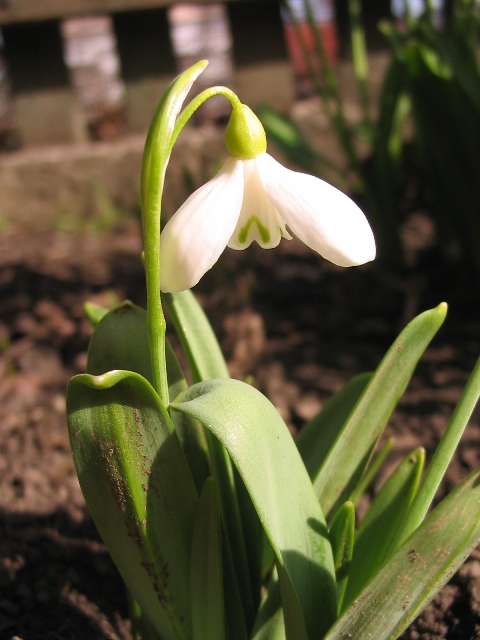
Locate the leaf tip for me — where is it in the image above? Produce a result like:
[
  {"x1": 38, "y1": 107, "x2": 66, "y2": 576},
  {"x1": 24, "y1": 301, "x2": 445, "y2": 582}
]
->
[{"x1": 437, "y1": 301, "x2": 448, "y2": 316}]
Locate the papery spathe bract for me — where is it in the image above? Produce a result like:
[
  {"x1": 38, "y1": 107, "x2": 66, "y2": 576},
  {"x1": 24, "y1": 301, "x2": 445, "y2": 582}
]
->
[{"x1": 160, "y1": 151, "x2": 376, "y2": 293}]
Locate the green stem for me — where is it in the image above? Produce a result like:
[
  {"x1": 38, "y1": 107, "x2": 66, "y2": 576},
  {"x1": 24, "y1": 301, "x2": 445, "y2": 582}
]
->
[
  {"x1": 142, "y1": 116, "x2": 169, "y2": 407},
  {"x1": 145, "y1": 225, "x2": 168, "y2": 405},
  {"x1": 168, "y1": 86, "x2": 241, "y2": 156},
  {"x1": 141, "y1": 69, "x2": 239, "y2": 407}
]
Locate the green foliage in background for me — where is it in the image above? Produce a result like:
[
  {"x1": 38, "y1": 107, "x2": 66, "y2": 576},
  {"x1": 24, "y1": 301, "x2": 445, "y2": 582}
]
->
[{"x1": 261, "y1": 0, "x2": 480, "y2": 272}]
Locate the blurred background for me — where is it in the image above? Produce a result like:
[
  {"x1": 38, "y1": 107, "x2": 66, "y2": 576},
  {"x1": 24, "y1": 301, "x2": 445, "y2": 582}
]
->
[{"x1": 1, "y1": 3, "x2": 480, "y2": 638}]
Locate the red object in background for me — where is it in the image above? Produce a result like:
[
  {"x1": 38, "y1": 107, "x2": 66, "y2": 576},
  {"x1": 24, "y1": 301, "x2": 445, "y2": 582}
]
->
[{"x1": 283, "y1": 20, "x2": 338, "y2": 97}]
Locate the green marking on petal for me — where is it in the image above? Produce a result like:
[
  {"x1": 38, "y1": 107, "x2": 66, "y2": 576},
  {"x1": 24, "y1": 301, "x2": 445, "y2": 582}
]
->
[{"x1": 238, "y1": 216, "x2": 271, "y2": 244}]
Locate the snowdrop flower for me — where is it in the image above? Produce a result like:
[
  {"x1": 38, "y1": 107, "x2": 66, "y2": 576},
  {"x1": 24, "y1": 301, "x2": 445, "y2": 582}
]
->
[{"x1": 160, "y1": 104, "x2": 375, "y2": 293}]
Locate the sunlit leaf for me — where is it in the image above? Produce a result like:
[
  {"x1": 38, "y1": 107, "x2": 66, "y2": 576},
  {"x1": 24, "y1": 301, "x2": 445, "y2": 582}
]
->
[
  {"x1": 343, "y1": 448, "x2": 424, "y2": 609},
  {"x1": 324, "y1": 467, "x2": 480, "y2": 640},
  {"x1": 171, "y1": 378, "x2": 337, "y2": 640},
  {"x1": 314, "y1": 303, "x2": 447, "y2": 521},
  {"x1": 191, "y1": 477, "x2": 225, "y2": 640}
]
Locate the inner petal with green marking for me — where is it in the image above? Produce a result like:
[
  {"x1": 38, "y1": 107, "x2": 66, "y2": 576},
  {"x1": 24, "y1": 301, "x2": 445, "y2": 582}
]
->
[
  {"x1": 228, "y1": 156, "x2": 292, "y2": 250},
  {"x1": 238, "y1": 215, "x2": 271, "y2": 244}
]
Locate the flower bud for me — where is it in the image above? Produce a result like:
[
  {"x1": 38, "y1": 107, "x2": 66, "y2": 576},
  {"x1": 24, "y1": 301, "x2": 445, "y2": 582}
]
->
[{"x1": 225, "y1": 104, "x2": 267, "y2": 159}]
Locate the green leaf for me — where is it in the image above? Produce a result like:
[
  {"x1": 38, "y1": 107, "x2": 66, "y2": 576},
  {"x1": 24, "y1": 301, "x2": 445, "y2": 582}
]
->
[
  {"x1": 83, "y1": 301, "x2": 109, "y2": 327},
  {"x1": 393, "y1": 355, "x2": 480, "y2": 548},
  {"x1": 67, "y1": 370, "x2": 198, "y2": 640},
  {"x1": 86, "y1": 299, "x2": 187, "y2": 399},
  {"x1": 191, "y1": 477, "x2": 225, "y2": 640},
  {"x1": 314, "y1": 303, "x2": 447, "y2": 521},
  {"x1": 349, "y1": 436, "x2": 394, "y2": 505},
  {"x1": 343, "y1": 447, "x2": 425, "y2": 609},
  {"x1": 86, "y1": 300, "x2": 210, "y2": 493},
  {"x1": 251, "y1": 571, "x2": 285, "y2": 640},
  {"x1": 171, "y1": 378, "x2": 337, "y2": 640},
  {"x1": 324, "y1": 467, "x2": 480, "y2": 640},
  {"x1": 87, "y1": 301, "x2": 153, "y2": 383},
  {"x1": 164, "y1": 290, "x2": 256, "y2": 628},
  {"x1": 163, "y1": 290, "x2": 229, "y2": 381},
  {"x1": 296, "y1": 373, "x2": 371, "y2": 480},
  {"x1": 328, "y1": 501, "x2": 355, "y2": 612}
]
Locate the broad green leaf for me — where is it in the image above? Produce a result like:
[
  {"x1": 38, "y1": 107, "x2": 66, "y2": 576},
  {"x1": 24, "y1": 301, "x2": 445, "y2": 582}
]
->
[
  {"x1": 87, "y1": 301, "x2": 153, "y2": 383},
  {"x1": 171, "y1": 378, "x2": 337, "y2": 640},
  {"x1": 296, "y1": 373, "x2": 371, "y2": 480},
  {"x1": 191, "y1": 477, "x2": 225, "y2": 640},
  {"x1": 328, "y1": 501, "x2": 355, "y2": 612},
  {"x1": 86, "y1": 300, "x2": 210, "y2": 492},
  {"x1": 393, "y1": 354, "x2": 480, "y2": 548},
  {"x1": 343, "y1": 448, "x2": 425, "y2": 609},
  {"x1": 324, "y1": 467, "x2": 480, "y2": 640},
  {"x1": 314, "y1": 303, "x2": 447, "y2": 521},
  {"x1": 164, "y1": 290, "x2": 256, "y2": 627},
  {"x1": 67, "y1": 370, "x2": 198, "y2": 640}
]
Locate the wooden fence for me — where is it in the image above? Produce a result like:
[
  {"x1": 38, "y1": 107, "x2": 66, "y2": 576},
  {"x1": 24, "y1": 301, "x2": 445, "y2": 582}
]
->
[{"x1": 0, "y1": 0, "x2": 295, "y2": 147}]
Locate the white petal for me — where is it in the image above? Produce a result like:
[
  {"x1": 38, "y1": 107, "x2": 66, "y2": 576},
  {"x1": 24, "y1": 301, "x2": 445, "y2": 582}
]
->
[
  {"x1": 228, "y1": 159, "x2": 291, "y2": 250},
  {"x1": 160, "y1": 158, "x2": 244, "y2": 292},
  {"x1": 257, "y1": 154, "x2": 376, "y2": 266}
]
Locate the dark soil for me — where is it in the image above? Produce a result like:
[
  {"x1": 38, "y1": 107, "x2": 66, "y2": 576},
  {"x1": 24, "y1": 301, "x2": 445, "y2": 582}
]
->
[{"x1": 0, "y1": 210, "x2": 480, "y2": 640}]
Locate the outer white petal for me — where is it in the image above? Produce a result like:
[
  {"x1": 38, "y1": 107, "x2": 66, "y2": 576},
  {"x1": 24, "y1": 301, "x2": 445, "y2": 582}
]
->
[
  {"x1": 227, "y1": 159, "x2": 291, "y2": 250},
  {"x1": 257, "y1": 154, "x2": 376, "y2": 267},
  {"x1": 160, "y1": 158, "x2": 244, "y2": 292}
]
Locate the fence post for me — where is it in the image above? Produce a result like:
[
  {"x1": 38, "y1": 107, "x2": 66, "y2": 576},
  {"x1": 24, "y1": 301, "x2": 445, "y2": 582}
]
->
[
  {"x1": 226, "y1": 0, "x2": 294, "y2": 110},
  {"x1": 112, "y1": 8, "x2": 177, "y2": 134},
  {"x1": 2, "y1": 20, "x2": 85, "y2": 146}
]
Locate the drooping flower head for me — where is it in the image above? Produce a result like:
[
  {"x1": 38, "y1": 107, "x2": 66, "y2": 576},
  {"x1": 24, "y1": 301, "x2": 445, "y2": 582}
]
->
[{"x1": 160, "y1": 101, "x2": 376, "y2": 293}]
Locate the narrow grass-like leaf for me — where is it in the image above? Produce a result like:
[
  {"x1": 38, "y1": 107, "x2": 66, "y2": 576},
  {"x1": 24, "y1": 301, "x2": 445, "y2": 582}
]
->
[
  {"x1": 251, "y1": 571, "x2": 285, "y2": 640},
  {"x1": 191, "y1": 477, "x2": 225, "y2": 640},
  {"x1": 324, "y1": 467, "x2": 480, "y2": 640},
  {"x1": 349, "y1": 436, "x2": 394, "y2": 505},
  {"x1": 171, "y1": 378, "x2": 337, "y2": 640},
  {"x1": 393, "y1": 355, "x2": 480, "y2": 548},
  {"x1": 329, "y1": 501, "x2": 355, "y2": 611},
  {"x1": 296, "y1": 373, "x2": 371, "y2": 480},
  {"x1": 222, "y1": 537, "x2": 249, "y2": 640},
  {"x1": 328, "y1": 501, "x2": 355, "y2": 612},
  {"x1": 83, "y1": 301, "x2": 109, "y2": 327},
  {"x1": 67, "y1": 371, "x2": 198, "y2": 640},
  {"x1": 343, "y1": 447, "x2": 425, "y2": 609},
  {"x1": 163, "y1": 290, "x2": 229, "y2": 381},
  {"x1": 314, "y1": 303, "x2": 447, "y2": 521}
]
